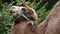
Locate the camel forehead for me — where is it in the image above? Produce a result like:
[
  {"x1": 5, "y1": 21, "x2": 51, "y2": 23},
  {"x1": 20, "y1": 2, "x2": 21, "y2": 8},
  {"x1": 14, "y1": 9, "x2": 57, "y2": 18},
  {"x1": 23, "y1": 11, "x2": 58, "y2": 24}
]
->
[
  {"x1": 11, "y1": 6, "x2": 25, "y2": 8},
  {"x1": 9, "y1": 6, "x2": 26, "y2": 10}
]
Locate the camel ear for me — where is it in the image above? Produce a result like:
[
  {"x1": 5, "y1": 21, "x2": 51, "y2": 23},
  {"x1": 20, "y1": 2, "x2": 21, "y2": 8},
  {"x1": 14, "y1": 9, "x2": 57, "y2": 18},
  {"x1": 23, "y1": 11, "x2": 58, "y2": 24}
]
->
[{"x1": 19, "y1": 3, "x2": 27, "y2": 7}]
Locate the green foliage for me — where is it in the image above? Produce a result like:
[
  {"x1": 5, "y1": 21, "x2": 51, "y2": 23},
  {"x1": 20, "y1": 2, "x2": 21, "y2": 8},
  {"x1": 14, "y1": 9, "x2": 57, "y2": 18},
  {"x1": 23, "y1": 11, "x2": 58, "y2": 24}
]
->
[
  {"x1": 0, "y1": 2, "x2": 14, "y2": 34},
  {"x1": 0, "y1": 0, "x2": 57, "y2": 34},
  {"x1": 37, "y1": 2, "x2": 49, "y2": 24},
  {"x1": 26, "y1": 0, "x2": 50, "y2": 24}
]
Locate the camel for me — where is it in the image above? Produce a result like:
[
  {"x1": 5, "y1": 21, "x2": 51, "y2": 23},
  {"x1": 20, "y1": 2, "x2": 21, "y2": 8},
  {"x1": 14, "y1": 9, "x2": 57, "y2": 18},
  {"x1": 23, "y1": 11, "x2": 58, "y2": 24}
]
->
[
  {"x1": 9, "y1": 3, "x2": 38, "y2": 34},
  {"x1": 9, "y1": 1, "x2": 60, "y2": 34},
  {"x1": 36, "y1": 1, "x2": 60, "y2": 34}
]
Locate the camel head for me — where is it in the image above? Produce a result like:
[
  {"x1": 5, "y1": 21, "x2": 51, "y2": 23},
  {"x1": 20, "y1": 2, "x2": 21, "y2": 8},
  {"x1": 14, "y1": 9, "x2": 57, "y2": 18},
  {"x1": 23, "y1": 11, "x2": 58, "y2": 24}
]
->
[{"x1": 9, "y1": 3, "x2": 38, "y2": 24}]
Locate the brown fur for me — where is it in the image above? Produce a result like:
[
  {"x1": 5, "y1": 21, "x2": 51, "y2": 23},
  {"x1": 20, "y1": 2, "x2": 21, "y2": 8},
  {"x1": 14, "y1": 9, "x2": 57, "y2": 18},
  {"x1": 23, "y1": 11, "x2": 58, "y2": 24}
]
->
[
  {"x1": 11, "y1": 3, "x2": 38, "y2": 34},
  {"x1": 36, "y1": 1, "x2": 60, "y2": 34}
]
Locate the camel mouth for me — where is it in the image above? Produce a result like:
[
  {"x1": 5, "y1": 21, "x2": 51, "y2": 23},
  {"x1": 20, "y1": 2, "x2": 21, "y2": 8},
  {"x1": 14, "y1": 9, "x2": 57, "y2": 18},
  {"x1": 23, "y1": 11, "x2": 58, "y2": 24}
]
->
[{"x1": 9, "y1": 10, "x2": 16, "y2": 13}]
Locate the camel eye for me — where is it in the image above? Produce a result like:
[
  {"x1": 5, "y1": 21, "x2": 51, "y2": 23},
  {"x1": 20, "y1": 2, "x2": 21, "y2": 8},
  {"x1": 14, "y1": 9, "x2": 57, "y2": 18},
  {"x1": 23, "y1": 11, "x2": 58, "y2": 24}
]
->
[{"x1": 22, "y1": 8, "x2": 27, "y2": 11}]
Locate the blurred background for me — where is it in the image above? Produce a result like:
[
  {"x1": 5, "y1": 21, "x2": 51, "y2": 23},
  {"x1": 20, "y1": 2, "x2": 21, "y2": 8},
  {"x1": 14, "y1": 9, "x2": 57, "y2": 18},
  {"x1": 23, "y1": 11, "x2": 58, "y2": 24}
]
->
[{"x1": 0, "y1": 0, "x2": 59, "y2": 34}]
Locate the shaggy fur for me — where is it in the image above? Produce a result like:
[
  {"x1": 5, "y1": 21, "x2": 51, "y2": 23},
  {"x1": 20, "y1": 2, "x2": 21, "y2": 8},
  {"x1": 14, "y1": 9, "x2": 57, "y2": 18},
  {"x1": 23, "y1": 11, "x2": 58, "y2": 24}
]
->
[{"x1": 10, "y1": 3, "x2": 38, "y2": 34}]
